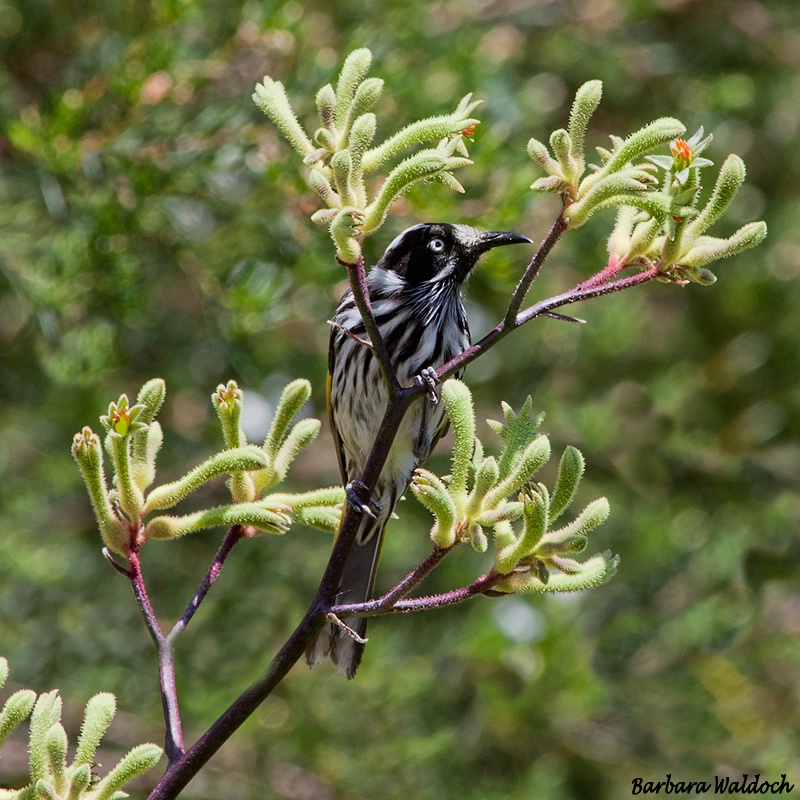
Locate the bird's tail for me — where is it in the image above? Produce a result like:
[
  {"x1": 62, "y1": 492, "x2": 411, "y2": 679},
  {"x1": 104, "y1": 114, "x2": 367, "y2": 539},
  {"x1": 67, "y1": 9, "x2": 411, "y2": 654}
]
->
[{"x1": 305, "y1": 512, "x2": 387, "y2": 679}]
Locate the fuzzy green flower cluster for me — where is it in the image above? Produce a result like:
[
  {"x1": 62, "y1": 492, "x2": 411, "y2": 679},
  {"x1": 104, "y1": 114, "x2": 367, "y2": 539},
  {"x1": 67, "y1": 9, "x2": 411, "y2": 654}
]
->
[
  {"x1": 72, "y1": 379, "x2": 343, "y2": 556},
  {"x1": 529, "y1": 81, "x2": 767, "y2": 284},
  {"x1": 411, "y1": 381, "x2": 618, "y2": 594},
  {"x1": 0, "y1": 656, "x2": 162, "y2": 800},
  {"x1": 253, "y1": 48, "x2": 479, "y2": 262}
]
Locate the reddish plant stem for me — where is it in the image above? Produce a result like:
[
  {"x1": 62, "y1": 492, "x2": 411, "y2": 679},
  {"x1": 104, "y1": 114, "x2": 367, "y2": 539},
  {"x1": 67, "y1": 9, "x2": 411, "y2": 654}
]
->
[
  {"x1": 576, "y1": 254, "x2": 626, "y2": 291},
  {"x1": 331, "y1": 544, "x2": 454, "y2": 617},
  {"x1": 334, "y1": 569, "x2": 505, "y2": 617},
  {"x1": 390, "y1": 570, "x2": 505, "y2": 612},
  {"x1": 127, "y1": 548, "x2": 185, "y2": 762}
]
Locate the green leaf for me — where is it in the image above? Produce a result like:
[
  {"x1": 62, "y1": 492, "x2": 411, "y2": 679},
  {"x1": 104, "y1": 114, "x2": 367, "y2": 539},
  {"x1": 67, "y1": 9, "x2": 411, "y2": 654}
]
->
[
  {"x1": 145, "y1": 501, "x2": 291, "y2": 539},
  {"x1": 527, "y1": 136, "x2": 561, "y2": 176},
  {"x1": 411, "y1": 469, "x2": 457, "y2": 548},
  {"x1": 465, "y1": 455, "x2": 499, "y2": 519},
  {"x1": 542, "y1": 551, "x2": 620, "y2": 592},
  {"x1": 269, "y1": 418, "x2": 321, "y2": 486},
  {"x1": 484, "y1": 436, "x2": 551, "y2": 508},
  {"x1": 361, "y1": 99, "x2": 480, "y2": 174},
  {"x1": 685, "y1": 154, "x2": 746, "y2": 238},
  {"x1": 489, "y1": 398, "x2": 545, "y2": 481},
  {"x1": 253, "y1": 77, "x2": 315, "y2": 159},
  {"x1": 66, "y1": 765, "x2": 91, "y2": 800},
  {"x1": 680, "y1": 221, "x2": 767, "y2": 268},
  {"x1": 496, "y1": 490, "x2": 548, "y2": 574},
  {"x1": 542, "y1": 497, "x2": 610, "y2": 545},
  {"x1": 315, "y1": 83, "x2": 336, "y2": 131},
  {"x1": 44, "y1": 724, "x2": 68, "y2": 795},
  {"x1": 212, "y1": 380, "x2": 245, "y2": 450},
  {"x1": 71, "y1": 428, "x2": 128, "y2": 555},
  {"x1": 602, "y1": 117, "x2": 686, "y2": 174}
]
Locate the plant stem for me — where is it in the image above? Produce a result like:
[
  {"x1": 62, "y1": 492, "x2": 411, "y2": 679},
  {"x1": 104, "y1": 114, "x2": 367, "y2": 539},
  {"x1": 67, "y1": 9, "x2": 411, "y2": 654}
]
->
[
  {"x1": 335, "y1": 568, "x2": 505, "y2": 616},
  {"x1": 435, "y1": 258, "x2": 660, "y2": 383},
  {"x1": 128, "y1": 548, "x2": 185, "y2": 762},
  {"x1": 391, "y1": 570, "x2": 504, "y2": 611},
  {"x1": 168, "y1": 525, "x2": 247, "y2": 643},
  {"x1": 514, "y1": 264, "x2": 661, "y2": 327},
  {"x1": 339, "y1": 255, "x2": 402, "y2": 393},
  {"x1": 503, "y1": 212, "x2": 568, "y2": 326},
  {"x1": 331, "y1": 544, "x2": 453, "y2": 617}
]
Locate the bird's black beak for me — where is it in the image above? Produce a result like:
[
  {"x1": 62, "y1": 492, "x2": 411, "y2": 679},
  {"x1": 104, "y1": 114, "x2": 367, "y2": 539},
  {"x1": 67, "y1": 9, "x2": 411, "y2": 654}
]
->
[{"x1": 476, "y1": 230, "x2": 533, "y2": 253}]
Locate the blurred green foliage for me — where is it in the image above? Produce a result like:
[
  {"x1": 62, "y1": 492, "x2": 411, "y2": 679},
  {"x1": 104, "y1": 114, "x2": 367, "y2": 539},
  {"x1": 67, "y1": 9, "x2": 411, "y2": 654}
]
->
[{"x1": 1, "y1": 1, "x2": 799, "y2": 798}]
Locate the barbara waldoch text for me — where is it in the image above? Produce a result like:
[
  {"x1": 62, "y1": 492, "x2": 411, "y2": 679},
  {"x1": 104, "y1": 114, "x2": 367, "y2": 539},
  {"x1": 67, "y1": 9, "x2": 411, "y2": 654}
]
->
[{"x1": 631, "y1": 773, "x2": 795, "y2": 795}]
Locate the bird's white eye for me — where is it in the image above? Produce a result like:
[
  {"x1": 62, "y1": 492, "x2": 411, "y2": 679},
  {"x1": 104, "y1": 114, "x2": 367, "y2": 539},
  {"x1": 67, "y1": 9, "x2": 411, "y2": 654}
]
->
[{"x1": 428, "y1": 238, "x2": 445, "y2": 254}]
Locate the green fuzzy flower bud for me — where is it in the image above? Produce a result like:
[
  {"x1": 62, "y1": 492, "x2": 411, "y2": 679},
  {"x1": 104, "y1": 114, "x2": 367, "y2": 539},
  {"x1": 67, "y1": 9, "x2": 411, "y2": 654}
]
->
[
  {"x1": 91, "y1": 743, "x2": 163, "y2": 800},
  {"x1": 75, "y1": 693, "x2": 116, "y2": 767},
  {"x1": 72, "y1": 427, "x2": 128, "y2": 555},
  {"x1": 441, "y1": 379, "x2": 475, "y2": 504}
]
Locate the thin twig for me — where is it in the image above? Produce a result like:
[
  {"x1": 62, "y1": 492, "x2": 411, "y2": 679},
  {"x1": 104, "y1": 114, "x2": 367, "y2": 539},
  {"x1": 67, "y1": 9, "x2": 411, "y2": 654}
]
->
[
  {"x1": 327, "y1": 319, "x2": 374, "y2": 350},
  {"x1": 338, "y1": 255, "x2": 402, "y2": 394},
  {"x1": 331, "y1": 544, "x2": 453, "y2": 617},
  {"x1": 103, "y1": 547, "x2": 134, "y2": 578},
  {"x1": 575, "y1": 254, "x2": 627, "y2": 291},
  {"x1": 514, "y1": 264, "x2": 661, "y2": 328},
  {"x1": 503, "y1": 211, "x2": 568, "y2": 327},
  {"x1": 334, "y1": 569, "x2": 504, "y2": 617},
  {"x1": 168, "y1": 525, "x2": 247, "y2": 643},
  {"x1": 431, "y1": 261, "x2": 661, "y2": 386}
]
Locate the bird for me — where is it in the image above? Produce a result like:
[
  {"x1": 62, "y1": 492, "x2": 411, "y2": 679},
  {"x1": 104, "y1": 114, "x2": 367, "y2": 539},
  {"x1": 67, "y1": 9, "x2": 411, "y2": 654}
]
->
[{"x1": 306, "y1": 222, "x2": 532, "y2": 678}]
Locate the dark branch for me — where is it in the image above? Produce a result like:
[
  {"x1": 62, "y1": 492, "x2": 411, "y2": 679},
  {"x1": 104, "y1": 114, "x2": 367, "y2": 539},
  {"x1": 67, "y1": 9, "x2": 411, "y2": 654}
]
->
[{"x1": 338, "y1": 255, "x2": 402, "y2": 394}]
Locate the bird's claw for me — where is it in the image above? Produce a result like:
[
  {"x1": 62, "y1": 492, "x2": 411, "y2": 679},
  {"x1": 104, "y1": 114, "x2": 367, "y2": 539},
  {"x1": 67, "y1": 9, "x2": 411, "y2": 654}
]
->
[
  {"x1": 346, "y1": 480, "x2": 381, "y2": 519},
  {"x1": 325, "y1": 612, "x2": 369, "y2": 644},
  {"x1": 415, "y1": 366, "x2": 440, "y2": 404}
]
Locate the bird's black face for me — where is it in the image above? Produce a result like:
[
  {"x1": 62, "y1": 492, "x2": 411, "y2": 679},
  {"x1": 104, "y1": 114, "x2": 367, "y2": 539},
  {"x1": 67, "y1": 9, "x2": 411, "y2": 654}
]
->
[{"x1": 377, "y1": 223, "x2": 531, "y2": 285}]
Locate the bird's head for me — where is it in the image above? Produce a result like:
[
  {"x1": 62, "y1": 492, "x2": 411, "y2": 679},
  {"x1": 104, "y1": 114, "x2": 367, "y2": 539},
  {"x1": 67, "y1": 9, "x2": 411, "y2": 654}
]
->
[{"x1": 377, "y1": 223, "x2": 532, "y2": 285}]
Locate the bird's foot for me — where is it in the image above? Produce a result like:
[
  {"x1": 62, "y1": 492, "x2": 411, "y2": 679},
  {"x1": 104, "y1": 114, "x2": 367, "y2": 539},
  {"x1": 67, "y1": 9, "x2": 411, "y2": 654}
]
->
[
  {"x1": 346, "y1": 479, "x2": 381, "y2": 520},
  {"x1": 414, "y1": 366, "x2": 440, "y2": 404},
  {"x1": 325, "y1": 612, "x2": 369, "y2": 644}
]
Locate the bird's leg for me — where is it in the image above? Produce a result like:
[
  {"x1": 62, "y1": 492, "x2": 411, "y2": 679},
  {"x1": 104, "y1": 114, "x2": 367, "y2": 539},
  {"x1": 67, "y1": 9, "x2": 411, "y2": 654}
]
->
[
  {"x1": 327, "y1": 320, "x2": 374, "y2": 351},
  {"x1": 414, "y1": 366, "x2": 440, "y2": 404},
  {"x1": 345, "y1": 479, "x2": 381, "y2": 519}
]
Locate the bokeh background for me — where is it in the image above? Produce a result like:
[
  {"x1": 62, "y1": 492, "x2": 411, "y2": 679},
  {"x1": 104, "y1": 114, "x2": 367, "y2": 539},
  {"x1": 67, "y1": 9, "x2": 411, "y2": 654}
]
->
[{"x1": 1, "y1": 0, "x2": 799, "y2": 798}]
